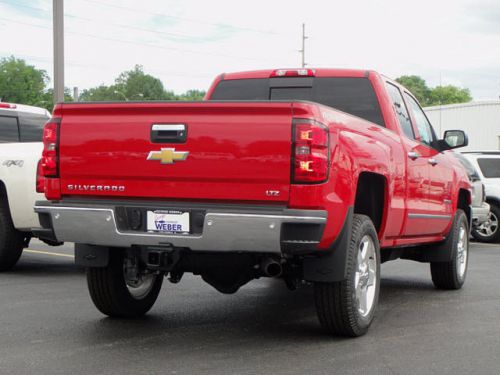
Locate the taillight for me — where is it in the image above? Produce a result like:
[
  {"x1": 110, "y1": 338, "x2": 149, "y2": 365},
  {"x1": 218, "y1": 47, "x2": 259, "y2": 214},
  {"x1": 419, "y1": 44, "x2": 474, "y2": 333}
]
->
[
  {"x1": 36, "y1": 159, "x2": 44, "y2": 193},
  {"x1": 41, "y1": 120, "x2": 59, "y2": 177},
  {"x1": 292, "y1": 120, "x2": 329, "y2": 183}
]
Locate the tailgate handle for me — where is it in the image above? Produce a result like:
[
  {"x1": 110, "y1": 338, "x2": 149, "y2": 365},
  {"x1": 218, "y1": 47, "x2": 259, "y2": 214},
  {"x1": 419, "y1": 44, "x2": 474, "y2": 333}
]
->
[{"x1": 151, "y1": 124, "x2": 187, "y2": 143}]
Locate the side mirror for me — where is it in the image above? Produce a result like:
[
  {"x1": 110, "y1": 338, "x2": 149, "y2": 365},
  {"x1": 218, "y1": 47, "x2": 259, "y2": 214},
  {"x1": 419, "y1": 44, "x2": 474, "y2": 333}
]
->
[{"x1": 439, "y1": 130, "x2": 468, "y2": 150}]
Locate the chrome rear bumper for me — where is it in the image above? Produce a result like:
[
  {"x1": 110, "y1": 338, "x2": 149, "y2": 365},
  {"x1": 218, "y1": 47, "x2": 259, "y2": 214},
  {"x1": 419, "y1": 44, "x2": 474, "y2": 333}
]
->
[{"x1": 34, "y1": 203, "x2": 327, "y2": 253}]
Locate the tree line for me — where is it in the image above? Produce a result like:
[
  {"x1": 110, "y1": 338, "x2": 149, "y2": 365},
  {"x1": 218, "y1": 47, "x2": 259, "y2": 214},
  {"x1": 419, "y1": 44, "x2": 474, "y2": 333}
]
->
[
  {"x1": 0, "y1": 57, "x2": 205, "y2": 111},
  {"x1": 0, "y1": 56, "x2": 471, "y2": 112}
]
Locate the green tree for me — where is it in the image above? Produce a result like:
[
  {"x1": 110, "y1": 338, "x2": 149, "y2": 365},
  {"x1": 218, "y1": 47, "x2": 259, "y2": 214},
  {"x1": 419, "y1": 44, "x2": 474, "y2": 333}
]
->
[
  {"x1": 396, "y1": 75, "x2": 472, "y2": 106},
  {"x1": 427, "y1": 85, "x2": 472, "y2": 106},
  {"x1": 115, "y1": 65, "x2": 175, "y2": 100},
  {"x1": 79, "y1": 85, "x2": 118, "y2": 101},
  {"x1": 79, "y1": 65, "x2": 178, "y2": 101},
  {"x1": 0, "y1": 56, "x2": 48, "y2": 106},
  {"x1": 39, "y1": 88, "x2": 73, "y2": 111},
  {"x1": 395, "y1": 75, "x2": 431, "y2": 106},
  {"x1": 175, "y1": 89, "x2": 206, "y2": 101}
]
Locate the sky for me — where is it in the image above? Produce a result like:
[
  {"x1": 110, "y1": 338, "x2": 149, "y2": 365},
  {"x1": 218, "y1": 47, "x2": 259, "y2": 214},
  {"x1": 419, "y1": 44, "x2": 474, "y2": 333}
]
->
[{"x1": 0, "y1": 0, "x2": 499, "y2": 99}]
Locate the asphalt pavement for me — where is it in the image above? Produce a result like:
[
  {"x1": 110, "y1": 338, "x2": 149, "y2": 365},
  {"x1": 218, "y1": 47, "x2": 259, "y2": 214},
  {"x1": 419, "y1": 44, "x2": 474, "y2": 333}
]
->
[{"x1": 0, "y1": 240, "x2": 499, "y2": 375}]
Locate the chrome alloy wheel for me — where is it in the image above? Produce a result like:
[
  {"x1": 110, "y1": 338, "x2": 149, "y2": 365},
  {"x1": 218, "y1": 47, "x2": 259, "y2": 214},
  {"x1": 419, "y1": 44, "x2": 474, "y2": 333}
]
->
[
  {"x1": 123, "y1": 261, "x2": 157, "y2": 300},
  {"x1": 355, "y1": 235, "x2": 378, "y2": 318},
  {"x1": 456, "y1": 223, "x2": 468, "y2": 280},
  {"x1": 476, "y1": 211, "x2": 498, "y2": 237}
]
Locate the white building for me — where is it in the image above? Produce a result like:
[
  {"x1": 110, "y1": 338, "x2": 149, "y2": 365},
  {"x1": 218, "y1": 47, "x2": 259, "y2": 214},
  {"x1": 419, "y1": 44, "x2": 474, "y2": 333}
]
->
[{"x1": 424, "y1": 101, "x2": 500, "y2": 151}]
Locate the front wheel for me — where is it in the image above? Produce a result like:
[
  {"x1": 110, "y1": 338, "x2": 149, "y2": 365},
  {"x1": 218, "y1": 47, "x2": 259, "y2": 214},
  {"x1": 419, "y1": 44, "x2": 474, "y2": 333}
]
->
[
  {"x1": 471, "y1": 203, "x2": 500, "y2": 243},
  {"x1": 87, "y1": 249, "x2": 163, "y2": 318},
  {"x1": 314, "y1": 214, "x2": 380, "y2": 337},
  {"x1": 430, "y1": 209, "x2": 469, "y2": 290}
]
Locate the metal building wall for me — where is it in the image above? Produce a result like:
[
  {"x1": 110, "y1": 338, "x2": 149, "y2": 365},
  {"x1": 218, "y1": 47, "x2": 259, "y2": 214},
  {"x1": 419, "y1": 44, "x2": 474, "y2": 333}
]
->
[{"x1": 424, "y1": 101, "x2": 500, "y2": 151}]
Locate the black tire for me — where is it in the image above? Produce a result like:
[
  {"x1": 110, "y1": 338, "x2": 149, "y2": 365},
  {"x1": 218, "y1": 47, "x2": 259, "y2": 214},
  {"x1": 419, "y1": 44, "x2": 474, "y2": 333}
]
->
[
  {"x1": 86, "y1": 249, "x2": 163, "y2": 318},
  {"x1": 314, "y1": 214, "x2": 380, "y2": 337},
  {"x1": 471, "y1": 203, "x2": 500, "y2": 243},
  {"x1": 430, "y1": 209, "x2": 469, "y2": 290},
  {"x1": 0, "y1": 198, "x2": 25, "y2": 272}
]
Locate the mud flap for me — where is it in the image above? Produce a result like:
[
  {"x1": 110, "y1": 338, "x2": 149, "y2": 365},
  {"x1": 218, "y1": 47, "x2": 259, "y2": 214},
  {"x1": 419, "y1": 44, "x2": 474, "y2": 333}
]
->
[
  {"x1": 303, "y1": 207, "x2": 353, "y2": 282},
  {"x1": 75, "y1": 244, "x2": 110, "y2": 267}
]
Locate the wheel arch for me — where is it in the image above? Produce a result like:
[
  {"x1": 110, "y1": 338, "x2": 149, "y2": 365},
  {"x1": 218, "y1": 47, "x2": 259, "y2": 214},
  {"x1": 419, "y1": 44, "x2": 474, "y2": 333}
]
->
[
  {"x1": 457, "y1": 188, "x2": 472, "y2": 229},
  {"x1": 353, "y1": 172, "x2": 388, "y2": 235},
  {"x1": 0, "y1": 181, "x2": 13, "y2": 220}
]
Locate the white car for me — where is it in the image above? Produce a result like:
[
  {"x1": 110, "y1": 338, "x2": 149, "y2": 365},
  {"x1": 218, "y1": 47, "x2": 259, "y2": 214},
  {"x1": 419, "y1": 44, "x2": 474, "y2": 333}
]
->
[
  {"x1": 453, "y1": 152, "x2": 490, "y2": 227},
  {"x1": 0, "y1": 102, "x2": 51, "y2": 270},
  {"x1": 462, "y1": 151, "x2": 500, "y2": 243}
]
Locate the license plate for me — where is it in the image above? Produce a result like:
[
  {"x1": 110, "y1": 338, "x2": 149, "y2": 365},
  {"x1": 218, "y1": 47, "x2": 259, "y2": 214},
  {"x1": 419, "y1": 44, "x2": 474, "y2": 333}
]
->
[{"x1": 147, "y1": 210, "x2": 190, "y2": 233}]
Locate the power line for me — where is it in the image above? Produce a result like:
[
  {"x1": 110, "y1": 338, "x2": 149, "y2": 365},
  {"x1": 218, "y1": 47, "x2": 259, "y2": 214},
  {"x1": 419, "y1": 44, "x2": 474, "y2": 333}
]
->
[
  {"x1": 78, "y1": 0, "x2": 283, "y2": 36},
  {"x1": 0, "y1": 0, "x2": 255, "y2": 42},
  {"x1": 0, "y1": 16, "x2": 276, "y2": 63}
]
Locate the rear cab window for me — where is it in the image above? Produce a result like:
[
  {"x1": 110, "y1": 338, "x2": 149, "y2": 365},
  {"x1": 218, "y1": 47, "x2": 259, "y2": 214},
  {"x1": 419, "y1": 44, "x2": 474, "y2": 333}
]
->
[
  {"x1": 0, "y1": 110, "x2": 48, "y2": 143},
  {"x1": 0, "y1": 115, "x2": 20, "y2": 142},
  {"x1": 18, "y1": 112, "x2": 48, "y2": 142},
  {"x1": 210, "y1": 77, "x2": 385, "y2": 127}
]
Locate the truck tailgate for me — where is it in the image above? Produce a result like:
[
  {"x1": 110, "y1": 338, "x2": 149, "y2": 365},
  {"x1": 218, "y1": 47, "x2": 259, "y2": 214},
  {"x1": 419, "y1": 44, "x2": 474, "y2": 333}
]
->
[{"x1": 58, "y1": 102, "x2": 294, "y2": 202}]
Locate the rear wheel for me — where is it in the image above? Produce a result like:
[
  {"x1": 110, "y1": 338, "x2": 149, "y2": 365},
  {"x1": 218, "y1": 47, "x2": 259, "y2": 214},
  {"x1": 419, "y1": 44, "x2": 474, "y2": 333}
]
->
[
  {"x1": 314, "y1": 214, "x2": 380, "y2": 337},
  {"x1": 87, "y1": 249, "x2": 163, "y2": 318},
  {"x1": 0, "y1": 198, "x2": 25, "y2": 271},
  {"x1": 471, "y1": 203, "x2": 500, "y2": 243},
  {"x1": 430, "y1": 209, "x2": 469, "y2": 290}
]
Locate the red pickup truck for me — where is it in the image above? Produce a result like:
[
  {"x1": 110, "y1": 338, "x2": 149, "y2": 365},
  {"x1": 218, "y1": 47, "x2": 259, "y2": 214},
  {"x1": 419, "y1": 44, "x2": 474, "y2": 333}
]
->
[{"x1": 35, "y1": 68, "x2": 471, "y2": 337}]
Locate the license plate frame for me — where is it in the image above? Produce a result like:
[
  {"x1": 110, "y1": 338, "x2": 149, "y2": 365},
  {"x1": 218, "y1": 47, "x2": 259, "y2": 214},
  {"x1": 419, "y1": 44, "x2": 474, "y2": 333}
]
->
[{"x1": 146, "y1": 210, "x2": 190, "y2": 234}]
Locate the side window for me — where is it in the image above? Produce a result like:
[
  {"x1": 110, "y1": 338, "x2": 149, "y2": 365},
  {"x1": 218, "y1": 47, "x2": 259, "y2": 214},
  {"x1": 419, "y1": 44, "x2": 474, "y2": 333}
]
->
[
  {"x1": 385, "y1": 83, "x2": 414, "y2": 139},
  {"x1": 404, "y1": 93, "x2": 435, "y2": 147},
  {"x1": 0, "y1": 116, "x2": 20, "y2": 143},
  {"x1": 18, "y1": 113, "x2": 47, "y2": 142}
]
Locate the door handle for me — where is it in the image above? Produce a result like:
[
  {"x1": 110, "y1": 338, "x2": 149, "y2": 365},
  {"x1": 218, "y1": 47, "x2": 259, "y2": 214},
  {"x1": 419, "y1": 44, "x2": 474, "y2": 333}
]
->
[
  {"x1": 407, "y1": 151, "x2": 420, "y2": 160},
  {"x1": 151, "y1": 124, "x2": 187, "y2": 143},
  {"x1": 428, "y1": 158, "x2": 438, "y2": 166}
]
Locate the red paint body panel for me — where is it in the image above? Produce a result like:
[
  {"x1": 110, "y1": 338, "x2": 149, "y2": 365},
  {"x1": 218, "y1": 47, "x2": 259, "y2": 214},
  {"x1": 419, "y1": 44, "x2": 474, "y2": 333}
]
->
[
  {"x1": 57, "y1": 102, "x2": 295, "y2": 202},
  {"x1": 46, "y1": 68, "x2": 471, "y2": 251}
]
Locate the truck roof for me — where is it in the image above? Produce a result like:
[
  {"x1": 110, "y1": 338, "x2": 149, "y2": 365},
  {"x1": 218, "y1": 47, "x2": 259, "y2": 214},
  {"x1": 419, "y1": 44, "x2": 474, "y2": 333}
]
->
[
  {"x1": 0, "y1": 102, "x2": 51, "y2": 117},
  {"x1": 222, "y1": 68, "x2": 372, "y2": 80}
]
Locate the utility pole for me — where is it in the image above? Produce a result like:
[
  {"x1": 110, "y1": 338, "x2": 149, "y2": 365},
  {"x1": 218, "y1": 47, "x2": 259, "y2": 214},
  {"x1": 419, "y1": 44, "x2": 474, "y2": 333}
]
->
[
  {"x1": 53, "y1": 0, "x2": 64, "y2": 103},
  {"x1": 299, "y1": 23, "x2": 308, "y2": 68}
]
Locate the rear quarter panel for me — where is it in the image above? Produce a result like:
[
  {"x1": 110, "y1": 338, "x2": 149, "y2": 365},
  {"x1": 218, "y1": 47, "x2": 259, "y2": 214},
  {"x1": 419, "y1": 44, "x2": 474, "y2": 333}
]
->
[{"x1": 289, "y1": 103, "x2": 406, "y2": 248}]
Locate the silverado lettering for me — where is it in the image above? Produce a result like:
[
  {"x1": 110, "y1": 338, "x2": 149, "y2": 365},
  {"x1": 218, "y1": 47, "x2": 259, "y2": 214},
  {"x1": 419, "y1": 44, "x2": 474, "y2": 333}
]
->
[
  {"x1": 35, "y1": 68, "x2": 471, "y2": 337},
  {"x1": 67, "y1": 184, "x2": 125, "y2": 192}
]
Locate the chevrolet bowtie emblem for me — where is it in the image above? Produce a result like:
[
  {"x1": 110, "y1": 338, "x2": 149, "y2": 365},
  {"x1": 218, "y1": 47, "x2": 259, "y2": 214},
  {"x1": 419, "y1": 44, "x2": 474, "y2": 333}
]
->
[{"x1": 147, "y1": 148, "x2": 189, "y2": 164}]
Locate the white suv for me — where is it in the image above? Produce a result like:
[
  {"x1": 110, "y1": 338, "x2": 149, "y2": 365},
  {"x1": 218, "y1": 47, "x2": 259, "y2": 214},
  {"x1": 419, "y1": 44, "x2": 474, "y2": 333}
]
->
[
  {"x1": 462, "y1": 151, "x2": 500, "y2": 243},
  {"x1": 0, "y1": 102, "x2": 51, "y2": 270}
]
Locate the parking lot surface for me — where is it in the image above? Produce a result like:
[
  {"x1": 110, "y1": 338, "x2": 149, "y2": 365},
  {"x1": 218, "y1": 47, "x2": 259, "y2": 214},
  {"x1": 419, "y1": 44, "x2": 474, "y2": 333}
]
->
[{"x1": 0, "y1": 241, "x2": 499, "y2": 375}]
